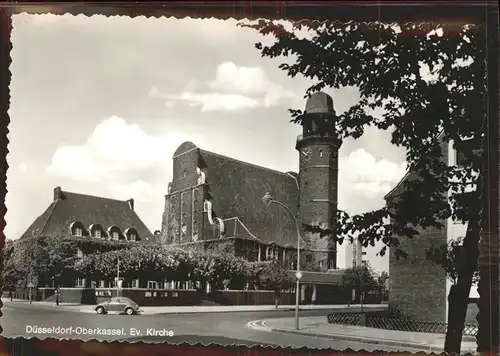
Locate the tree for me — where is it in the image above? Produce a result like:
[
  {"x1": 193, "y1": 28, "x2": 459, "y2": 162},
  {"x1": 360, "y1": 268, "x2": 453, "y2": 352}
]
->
[
  {"x1": 74, "y1": 244, "x2": 250, "y2": 290},
  {"x1": 286, "y1": 248, "x2": 321, "y2": 272},
  {"x1": 427, "y1": 237, "x2": 479, "y2": 286},
  {"x1": 377, "y1": 271, "x2": 390, "y2": 289},
  {"x1": 243, "y1": 20, "x2": 485, "y2": 354},
  {"x1": 256, "y1": 260, "x2": 293, "y2": 308},
  {"x1": 341, "y1": 263, "x2": 378, "y2": 312}
]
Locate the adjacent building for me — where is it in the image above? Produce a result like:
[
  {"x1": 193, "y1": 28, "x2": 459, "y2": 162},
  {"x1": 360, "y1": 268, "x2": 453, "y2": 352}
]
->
[
  {"x1": 345, "y1": 238, "x2": 363, "y2": 269},
  {"x1": 21, "y1": 186, "x2": 154, "y2": 243},
  {"x1": 385, "y1": 133, "x2": 471, "y2": 323},
  {"x1": 18, "y1": 186, "x2": 155, "y2": 289}
]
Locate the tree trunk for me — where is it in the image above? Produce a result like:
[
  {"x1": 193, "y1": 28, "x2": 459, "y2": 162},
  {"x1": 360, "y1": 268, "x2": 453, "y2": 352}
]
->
[
  {"x1": 444, "y1": 216, "x2": 480, "y2": 354},
  {"x1": 360, "y1": 291, "x2": 364, "y2": 314},
  {"x1": 274, "y1": 291, "x2": 279, "y2": 309}
]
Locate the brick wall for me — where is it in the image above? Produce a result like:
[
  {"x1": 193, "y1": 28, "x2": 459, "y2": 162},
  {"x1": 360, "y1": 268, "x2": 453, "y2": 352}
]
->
[
  {"x1": 297, "y1": 136, "x2": 341, "y2": 269},
  {"x1": 389, "y1": 225, "x2": 447, "y2": 322},
  {"x1": 387, "y1": 134, "x2": 449, "y2": 322}
]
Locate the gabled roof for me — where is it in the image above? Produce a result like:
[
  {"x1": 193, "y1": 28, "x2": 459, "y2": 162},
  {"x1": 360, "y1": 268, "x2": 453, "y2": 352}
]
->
[
  {"x1": 20, "y1": 187, "x2": 155, "y2": 243},
  {"x1": 384, "y1": 130, "x2": 447, "y2": 202}
]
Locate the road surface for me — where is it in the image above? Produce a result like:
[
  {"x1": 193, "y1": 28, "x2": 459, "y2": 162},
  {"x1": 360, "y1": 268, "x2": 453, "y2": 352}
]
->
[{"x1": 1, "y1": 301, "x2": 404, "y2": 351}]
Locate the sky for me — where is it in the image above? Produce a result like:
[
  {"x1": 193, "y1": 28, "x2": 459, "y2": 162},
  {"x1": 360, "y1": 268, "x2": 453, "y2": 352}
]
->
[{"x1": 6, "y1": 14, "x2": 411, "y2": 273}]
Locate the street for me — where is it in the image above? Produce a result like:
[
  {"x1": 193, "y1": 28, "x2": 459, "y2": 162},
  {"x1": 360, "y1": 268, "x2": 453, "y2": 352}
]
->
[{"x1": 1, "y1": 301, "x2": 405, "y2": 351}]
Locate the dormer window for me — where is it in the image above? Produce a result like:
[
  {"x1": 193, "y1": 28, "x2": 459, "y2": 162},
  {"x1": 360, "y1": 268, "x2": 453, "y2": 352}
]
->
[
  {"x1": 69, "y1": 221, "x2": 85, "y2": 237},
  {"x1": 124, "y1": 228, "x2": 138, "y2": 242},
  {"x1": 107, "y1": 226, "x2": 121, "y2": 241},
  {"x1": 89, "y1": 224, "x2": 104, "y2": 239}
]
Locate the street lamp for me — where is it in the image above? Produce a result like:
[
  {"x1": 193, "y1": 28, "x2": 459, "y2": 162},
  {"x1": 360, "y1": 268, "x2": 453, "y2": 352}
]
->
[{"x1": 262, "y1": 192, "x2": 302, "y2": 330}]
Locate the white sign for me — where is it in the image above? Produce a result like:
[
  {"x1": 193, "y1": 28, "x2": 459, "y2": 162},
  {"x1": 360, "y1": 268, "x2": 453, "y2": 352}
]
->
[
  {"x1": 117, "y1": 280, "x2": 123, "y2": 289},
  {"x1": 27, "y1": 283, "x2": 34, "y2": 288},
  {"x1": 295, "y1": 271, "x2": 303, "y2": 280}
]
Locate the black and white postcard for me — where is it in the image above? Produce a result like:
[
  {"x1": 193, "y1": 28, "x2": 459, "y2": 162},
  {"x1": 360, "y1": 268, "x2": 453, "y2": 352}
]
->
[{"x1": 1, "y1": 5, "x2": 497, "y2": 355}]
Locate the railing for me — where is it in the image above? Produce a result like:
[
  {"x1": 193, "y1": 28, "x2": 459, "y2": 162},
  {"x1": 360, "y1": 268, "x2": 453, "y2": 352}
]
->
[
  {"x1": 327, "y1": 312, "x2": 478, "y2": 336},
  {"x1": 296, "y1": 131, "x2": 339, "y2": 143}
]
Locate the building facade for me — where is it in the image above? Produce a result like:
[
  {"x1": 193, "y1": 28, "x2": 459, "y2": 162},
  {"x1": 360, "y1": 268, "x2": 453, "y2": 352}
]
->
[{"x1": 385, "y1": 133, "x2": 470, "y2": 323}]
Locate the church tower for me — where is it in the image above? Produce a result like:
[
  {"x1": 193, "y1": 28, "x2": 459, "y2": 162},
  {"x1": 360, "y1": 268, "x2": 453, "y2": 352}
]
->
[{"x1": 296, "y1": 92, "x2": 342, "y2": 270}]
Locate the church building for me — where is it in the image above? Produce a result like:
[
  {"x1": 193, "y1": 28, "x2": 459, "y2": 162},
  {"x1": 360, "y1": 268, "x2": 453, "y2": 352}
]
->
[{"x1": 160, "y1": 93, "x2": 342, "y2": 274}]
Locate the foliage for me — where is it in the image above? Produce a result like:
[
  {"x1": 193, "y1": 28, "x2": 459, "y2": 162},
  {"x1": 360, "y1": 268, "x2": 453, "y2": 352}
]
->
[
  {"x1": 377, "y1": 271, "x2": 390, "y2": 288},
  {"x1": 426, "y1": 237, "x2": 479, "y2": 285},
  {"x1": 2, "y1": 236, "x2": 131, "y2": 286},
  {"x1": 286, "y1": 248, "x2": 321, "y2": 272},
  {"x1": 74, "y1": 244, "x2": 249, "y2": 289},
  {"x1": 242, "y1": 20, "x2": 485, "y2": 353},
  {"x1": 255, "y1": 260, "x2": 293, "y2": 293},
  {"x1": 341, "y1": 263, "x2": 378, "y2": 292},
  {"x1": 241, "y1": 20, "x2": 484, "y2": 256}
]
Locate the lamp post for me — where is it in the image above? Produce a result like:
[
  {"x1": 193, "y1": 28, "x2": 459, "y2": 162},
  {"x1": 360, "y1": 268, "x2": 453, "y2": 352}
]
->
[
  {"x1": 116, "y1": 257, "x2": 120, "y2": 298},
  {"x1": 262, "y1": 192, "x2": 302, "y2": 330}
]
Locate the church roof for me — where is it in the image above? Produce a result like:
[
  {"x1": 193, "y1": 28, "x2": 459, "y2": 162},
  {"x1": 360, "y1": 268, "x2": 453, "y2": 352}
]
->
[{"x1": 20, "y1": 187, "x2": 155, "y2": 243}]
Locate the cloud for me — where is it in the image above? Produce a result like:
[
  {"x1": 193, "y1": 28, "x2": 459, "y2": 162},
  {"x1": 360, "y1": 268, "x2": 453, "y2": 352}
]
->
[
  {"x1": 110, "y1": 180, "x2": 165, "y2": 203},
  {"x1": 47, "y1": 116, "x2": 202, "y2": 182},
  {"x1": 150, "y1": 62, "x2": 296, "y2": 112},
  {"x1": 340, "y1": 148, "x2": 406, "y2": 200}
]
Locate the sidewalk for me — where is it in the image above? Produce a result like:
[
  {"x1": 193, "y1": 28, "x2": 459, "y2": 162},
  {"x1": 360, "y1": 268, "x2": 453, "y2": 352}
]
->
[
  {"x1": 2, "y1": 298, "x2": 385, "y2": 315},
  {"x1": 247, "y1": 316, "x2": 478, "y2": 353}
]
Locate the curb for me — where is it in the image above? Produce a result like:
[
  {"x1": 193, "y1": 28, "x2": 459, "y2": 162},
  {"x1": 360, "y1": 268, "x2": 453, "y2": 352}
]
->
[
  {"x1": 247, "y1": 320, "x2": 476, "y2": 353},
  {"x1": 271, "y1": 327, "x2": 444, "y2": 352}
]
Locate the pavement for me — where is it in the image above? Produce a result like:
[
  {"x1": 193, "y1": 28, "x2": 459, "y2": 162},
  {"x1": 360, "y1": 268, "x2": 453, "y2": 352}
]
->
[
  {"x1": 2, "y1": 300, "x2": 416, "y2": 351},
  {"x1": 1, "y1": 298, "x2": 385, "y2": 315},
  {"x1": 246, "y1": 316, "x2": 478, "y2": 354},
  {"x1": 2, "y1": 299, "x2": 479, "y2": 353}
]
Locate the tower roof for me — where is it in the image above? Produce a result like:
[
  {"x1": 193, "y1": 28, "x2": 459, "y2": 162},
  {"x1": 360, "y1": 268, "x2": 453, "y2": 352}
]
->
[{"x1": 305, "y1": 92, "x2": 335, "y2": 114}]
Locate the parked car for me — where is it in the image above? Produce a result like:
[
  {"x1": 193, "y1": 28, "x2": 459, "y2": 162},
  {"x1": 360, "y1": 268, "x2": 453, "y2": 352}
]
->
[{"x1": 95, "y1": 297, "x2": 142, "y2": 315}]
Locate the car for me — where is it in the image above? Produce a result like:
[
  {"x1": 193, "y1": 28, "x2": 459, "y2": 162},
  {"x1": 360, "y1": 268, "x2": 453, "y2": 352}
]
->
[{"x1": 95, "y1": 297, "x2": 142, "y2": 315}]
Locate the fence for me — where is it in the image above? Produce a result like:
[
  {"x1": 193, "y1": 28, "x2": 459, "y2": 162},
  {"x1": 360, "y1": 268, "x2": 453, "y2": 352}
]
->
[{"x1": 327, "y1": 312, "x2": 478, "y2": 336}]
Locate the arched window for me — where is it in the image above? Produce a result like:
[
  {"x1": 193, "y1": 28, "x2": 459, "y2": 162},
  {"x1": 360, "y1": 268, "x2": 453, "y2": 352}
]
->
[
  {"x1": 124, "y1": 228, "x2": 139, "y2": 242},
  {"x1": 69, "y1": 221, "x2": 85, "y2": 237},
  {"x1": 89, "y1": 224, "x2": 104, "y2": 239},
  {"x1": 107, "y1": 226, "x2": 121, "y2": 241}
]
